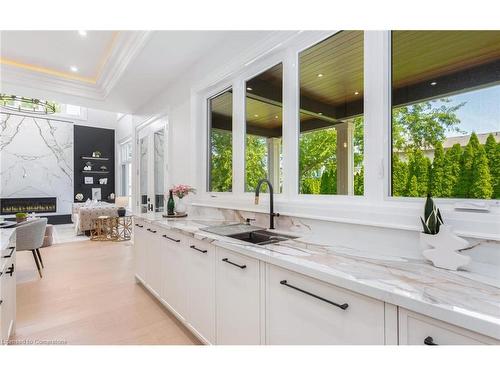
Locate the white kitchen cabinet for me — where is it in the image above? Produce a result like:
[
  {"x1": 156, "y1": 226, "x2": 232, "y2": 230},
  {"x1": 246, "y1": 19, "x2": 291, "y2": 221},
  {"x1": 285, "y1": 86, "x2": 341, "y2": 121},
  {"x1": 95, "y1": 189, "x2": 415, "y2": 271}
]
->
[
  {"x1": 266, "y1": 264, "x2": 385, "y2": 344},
  {"x1": 216, "y1": 247, "x2": 261, "y2": 344},
  {"x1": 158, "y1": 227, "x2": 188, "y2": 320},
  {"x1": 1, "y1": 233, "x2": 16, "y2": 344},
  {"x1": 143, "y1": 224, "x2": 163, "y2": 298},
  {"x1": 399, "y1": 308, "x2": 500, "y2": 345},
  {"x1": 185, "y1": 237, "x2": 216, "y2": 344},
  {"x1": 133, "y1": 219, "x2": 148, "y2": 283}
]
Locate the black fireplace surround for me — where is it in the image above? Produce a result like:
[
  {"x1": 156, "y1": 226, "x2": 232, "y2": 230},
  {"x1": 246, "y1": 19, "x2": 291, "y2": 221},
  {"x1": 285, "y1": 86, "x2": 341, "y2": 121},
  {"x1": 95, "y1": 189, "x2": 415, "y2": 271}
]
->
[{"x1": 0, "y1": 197, "x2": 57, "y2": 215}]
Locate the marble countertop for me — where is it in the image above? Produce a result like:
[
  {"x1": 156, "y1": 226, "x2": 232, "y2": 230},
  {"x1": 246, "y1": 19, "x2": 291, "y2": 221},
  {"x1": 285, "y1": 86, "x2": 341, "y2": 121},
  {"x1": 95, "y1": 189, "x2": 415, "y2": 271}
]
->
[
  {"x1": 0, "y1": 228, "x2": 16, "y2": 258},
  {"x1": 135, "y1": 213, "x2": 500, "y2": 340}
]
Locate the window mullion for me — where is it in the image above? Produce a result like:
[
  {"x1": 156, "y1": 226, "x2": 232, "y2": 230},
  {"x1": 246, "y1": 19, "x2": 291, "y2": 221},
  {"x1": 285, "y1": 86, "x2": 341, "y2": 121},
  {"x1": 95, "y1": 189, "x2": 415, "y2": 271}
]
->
[
  {"x1": 232, "y1": 79, "x2": 246, "y2": 195},
  {"x1": 282, "y1": 48, "x2": 299, "y2": 200},
  {"x1": 363, "y1": 30, "x2": 390, "y2": 203}
]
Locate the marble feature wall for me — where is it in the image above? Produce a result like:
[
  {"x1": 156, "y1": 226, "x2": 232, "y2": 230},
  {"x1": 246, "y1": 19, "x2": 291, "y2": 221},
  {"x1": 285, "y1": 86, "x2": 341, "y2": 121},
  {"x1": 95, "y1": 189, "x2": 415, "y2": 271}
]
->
[{"x1": 0, "y1": 113, "x2": 74, "y2": 215}]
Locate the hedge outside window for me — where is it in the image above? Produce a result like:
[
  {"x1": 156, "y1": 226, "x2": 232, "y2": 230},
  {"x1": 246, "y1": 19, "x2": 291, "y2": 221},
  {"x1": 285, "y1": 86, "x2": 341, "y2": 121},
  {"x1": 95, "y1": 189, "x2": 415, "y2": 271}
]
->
[{"x1": 391, "y1": 31, "x2": 500, "y2": 199}]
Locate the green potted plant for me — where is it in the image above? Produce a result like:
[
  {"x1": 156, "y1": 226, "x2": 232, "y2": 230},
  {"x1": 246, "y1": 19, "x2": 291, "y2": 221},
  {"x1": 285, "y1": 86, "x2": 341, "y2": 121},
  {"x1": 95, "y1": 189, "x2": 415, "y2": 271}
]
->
[{"x1": 15, "y1": 212, "x2": 28, "y2": 223}]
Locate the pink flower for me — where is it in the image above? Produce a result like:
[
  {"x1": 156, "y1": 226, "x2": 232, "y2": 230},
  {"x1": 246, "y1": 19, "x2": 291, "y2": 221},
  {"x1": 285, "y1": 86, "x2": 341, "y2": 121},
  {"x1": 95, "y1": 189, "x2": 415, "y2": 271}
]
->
[{"x1": 168, "y1": 184, "x2": 196, "y2": 199}]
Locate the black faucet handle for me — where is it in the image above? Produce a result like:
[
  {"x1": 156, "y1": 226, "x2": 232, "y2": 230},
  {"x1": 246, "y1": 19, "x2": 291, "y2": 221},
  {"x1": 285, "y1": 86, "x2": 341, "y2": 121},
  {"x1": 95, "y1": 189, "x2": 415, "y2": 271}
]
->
[{"x1": 245, "y1": 218, "x2": 256, "y2": 224}]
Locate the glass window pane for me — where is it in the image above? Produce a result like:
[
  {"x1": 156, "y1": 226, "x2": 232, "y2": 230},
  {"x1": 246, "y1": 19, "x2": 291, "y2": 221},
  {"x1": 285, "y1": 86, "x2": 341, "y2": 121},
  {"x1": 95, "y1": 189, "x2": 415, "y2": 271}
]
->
[
  {"x1": 245, "y1": 63, "x2": 283, "y2": 193},
  {"x1": 391, "y1": 31, "x2": 500, "y2": 199},
  {"x1": 208, "y1": 89, "x2": 233, "y2": 192},
  {"x1": 299, "y1": 31, "x2": 364, "y2": 195},
  {"x1": 154, "y1": 129, "x2": 165, "y2": 212}
]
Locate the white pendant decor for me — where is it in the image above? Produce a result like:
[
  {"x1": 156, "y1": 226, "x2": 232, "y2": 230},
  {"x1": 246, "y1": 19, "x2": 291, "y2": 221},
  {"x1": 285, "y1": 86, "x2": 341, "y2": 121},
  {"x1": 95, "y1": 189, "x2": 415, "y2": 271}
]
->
[
  {"x1": 420, "y1": 225, "x2": 471, "y2": 270},
  {"x1": 419, "y1": 195, "x2": 470, "y2": 271},
  {"x1": 175, "y1": 197, "x2": 187, "y2": 215}
]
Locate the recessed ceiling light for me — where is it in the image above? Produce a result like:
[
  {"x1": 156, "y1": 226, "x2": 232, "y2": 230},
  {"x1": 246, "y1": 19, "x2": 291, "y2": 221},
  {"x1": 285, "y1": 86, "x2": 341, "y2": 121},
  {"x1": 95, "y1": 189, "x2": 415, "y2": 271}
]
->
[
  {"x1": 70, "y1": 66, "x2": 78, "y2": 72},
  {"x1": 246, "y1": 87, "x2": 253, "y2": 91},
  {"x1": 317, "y1": 73, "x2": 324, "y2": 78},
  {"x1": 430, "y1": 81, "x2": 437, "y2": 86},
  {"x1": 254, "y1": 114, "x2": 259, "y2": 118},
  {"x1": 274, "y1": 115, "x2": 279, "y2": 119},
  {"x1": 354, "y1": 91, "x2": 359, "y2": 95},
  {"x1": 318, "y1": 112, "x2": 323, "y2": 116},
  {"x1": 78, "y1": 30, "x2": 87, "y2": 37}
]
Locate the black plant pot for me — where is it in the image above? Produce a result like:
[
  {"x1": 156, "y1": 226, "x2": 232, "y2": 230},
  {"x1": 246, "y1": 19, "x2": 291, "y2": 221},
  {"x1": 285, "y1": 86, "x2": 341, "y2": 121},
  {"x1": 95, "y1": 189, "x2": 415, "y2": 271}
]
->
[{"x1": 117, "y1": 207, "x2": 126, "y2": 217}]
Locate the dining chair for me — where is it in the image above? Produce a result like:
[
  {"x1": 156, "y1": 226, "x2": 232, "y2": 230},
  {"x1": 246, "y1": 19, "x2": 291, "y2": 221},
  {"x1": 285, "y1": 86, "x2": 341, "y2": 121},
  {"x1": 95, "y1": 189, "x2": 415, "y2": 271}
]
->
[{"x1": 16, "y1": 218, "x2": 47, "y2": 278}]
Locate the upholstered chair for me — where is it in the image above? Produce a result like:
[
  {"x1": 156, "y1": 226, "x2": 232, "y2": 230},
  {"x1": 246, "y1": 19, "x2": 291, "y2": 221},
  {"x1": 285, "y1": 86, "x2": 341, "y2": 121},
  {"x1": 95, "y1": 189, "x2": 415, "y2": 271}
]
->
[{"x1": 16, "y1": 218, "x2": 48, "y2": 278}]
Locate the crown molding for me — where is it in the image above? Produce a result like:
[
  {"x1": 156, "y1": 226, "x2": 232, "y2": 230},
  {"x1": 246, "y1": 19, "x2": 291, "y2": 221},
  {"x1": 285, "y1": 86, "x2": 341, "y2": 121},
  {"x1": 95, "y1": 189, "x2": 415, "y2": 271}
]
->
[
  {"x1": 98, "y1": 31, "x2": 152, "y2": 97},
  {"x1": 0, "y1": 31, "x2": 152, "y2": 101}
]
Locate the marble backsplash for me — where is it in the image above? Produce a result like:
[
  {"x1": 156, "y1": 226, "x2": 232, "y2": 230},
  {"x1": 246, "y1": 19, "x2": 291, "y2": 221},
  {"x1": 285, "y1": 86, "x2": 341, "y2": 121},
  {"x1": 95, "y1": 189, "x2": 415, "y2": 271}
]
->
[
  {"x1": 0, "y1": 113, "x2": 73, "y2": 215},
  {"x1": 189, "y1": 204, "x2": 500, "y2": 260}
]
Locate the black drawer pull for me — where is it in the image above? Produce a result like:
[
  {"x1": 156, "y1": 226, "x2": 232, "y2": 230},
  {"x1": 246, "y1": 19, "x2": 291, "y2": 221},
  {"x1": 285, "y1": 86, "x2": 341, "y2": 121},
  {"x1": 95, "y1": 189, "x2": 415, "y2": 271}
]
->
[
  {"x1": 162, "y1": 234, "x2": 180, "y2": 242},
  {"x1": 280, "y1": 280, "x2": 348, "y2": 310},
  {"x1": 190, "y1": 245, "x2": 207, "y2": 253},
  {"x1": 424, "y1": 336, "x2": 438, "y2": 345},
  {"x1": 3, "y1": 246, "x2": 15, "y2": 258},
  {"x1": 222, "y1": 258, "x2": 246, "y2": 269},
  {"x1": 6, "y1": 264, "x2": 15, "y2": 276},
  {"x1": 135, "y1": 224, "x2": 144, "y2": 228},
  {"x1": 147, "y1": 228, "x2": 157, "y2": 233},
  {"x1": 0, "y1": 299, "x2": 3, "y2": 305}
]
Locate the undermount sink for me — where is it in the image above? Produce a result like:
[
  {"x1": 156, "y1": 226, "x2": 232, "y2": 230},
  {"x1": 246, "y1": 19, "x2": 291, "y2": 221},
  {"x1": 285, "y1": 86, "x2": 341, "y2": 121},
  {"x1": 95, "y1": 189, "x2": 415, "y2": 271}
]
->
[{"x1": 228, "y1": 230, "x2": 298, "y2": 246}]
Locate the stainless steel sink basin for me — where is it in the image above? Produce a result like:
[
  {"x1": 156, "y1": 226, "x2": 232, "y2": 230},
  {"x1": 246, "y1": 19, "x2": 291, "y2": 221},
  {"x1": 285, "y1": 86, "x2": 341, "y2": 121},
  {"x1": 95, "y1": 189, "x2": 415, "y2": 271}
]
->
[{"x1": 228, "y1": 230, "x2": 298, "y2": 246}]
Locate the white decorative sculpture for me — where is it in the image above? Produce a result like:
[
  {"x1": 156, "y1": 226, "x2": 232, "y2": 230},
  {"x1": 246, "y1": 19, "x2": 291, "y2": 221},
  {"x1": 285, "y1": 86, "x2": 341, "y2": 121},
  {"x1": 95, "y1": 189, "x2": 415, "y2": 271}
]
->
[
  {"x1": 420, "y1": 224, "x2": 471, "y2": 270},
  {"x1": 419, "y1": 195, "x2": 470, "y2": 271}
]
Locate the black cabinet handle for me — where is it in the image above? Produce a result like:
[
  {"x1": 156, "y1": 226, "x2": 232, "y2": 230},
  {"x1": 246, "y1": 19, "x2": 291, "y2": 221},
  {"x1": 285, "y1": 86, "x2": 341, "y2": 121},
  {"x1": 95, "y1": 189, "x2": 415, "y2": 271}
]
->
[
  {"x1": 6, "y1": 264, "x2": 15, "y2": 276},
  {"x1": 135, "y1": 224, "x2": 144, "y2": 228},
  {"x1": 3, "y1": 246, "x2": 15, "y2": 258},
  {"x1": 280, "y1": 280, "x2": 348, "y2": 310},
  {"x1": 0, "y1": 299, "x2": 3, "y2": 306},
  {"x1": 190, "y1": 245, "x2": 207, "y2": 254},
  {"x1": 222, "y1": 258, "x2": 246, "y2": 269},
  {"x1": 147, "y1": 228, "x2": 157, "y2": 233},
  {"x1": 424, "y1": 336, "x2": 438, "y2": 345},
  {"x1": 162, "y1": 234, "x2": 180, "y2": 242}
]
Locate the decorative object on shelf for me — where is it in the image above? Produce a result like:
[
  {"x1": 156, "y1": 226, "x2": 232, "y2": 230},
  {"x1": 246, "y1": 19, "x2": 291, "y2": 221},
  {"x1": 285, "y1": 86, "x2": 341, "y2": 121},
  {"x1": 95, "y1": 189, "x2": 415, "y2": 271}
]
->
[
  {"x1": 170, "y1": 184, "x2": 196, "y2": 215},
  {"x1": 75, "y1": 193, "x2": 84, "y2": 201},
  {"x1": 92, "y1": 151, "x2": 102, "y2": 158},
  {"x1": 0, "y1": 94, "x2": 57, "y2": 114},
  {"x1": 15, "y1": 212, "x2": 28, "y2": 223},
  {"x1": 420, "y1": 195, "x2": 471, "y2": 271},
  {"x1": 84, "y1": 161, "x2": 93, "y2": 171},
  {"x1": 99, "y1": 178, "x2": 108, "y2": 185},
  {"x1": 115, "y1": 196, "x2": 129, "y2": 217},
  {"x1": 109, "y1": 193, "x2": 115, "y2": 200},
  {"x1": 100, "y1": 165, "x2": 108, "y2": 171},
  {"x1": 84, "y1": 176, "x2": 94, "y2": 184},
  {"x1": 91, "y1": 187, "x2": 102, "y2": 201}
]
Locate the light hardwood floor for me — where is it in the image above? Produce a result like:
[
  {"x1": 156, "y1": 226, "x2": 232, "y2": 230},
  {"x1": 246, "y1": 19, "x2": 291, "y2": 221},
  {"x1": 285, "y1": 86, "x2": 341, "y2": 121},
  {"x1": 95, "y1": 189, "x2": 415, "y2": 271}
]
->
[{"x1": 13, "y1": 239, "x2": 200, "y2": 345}]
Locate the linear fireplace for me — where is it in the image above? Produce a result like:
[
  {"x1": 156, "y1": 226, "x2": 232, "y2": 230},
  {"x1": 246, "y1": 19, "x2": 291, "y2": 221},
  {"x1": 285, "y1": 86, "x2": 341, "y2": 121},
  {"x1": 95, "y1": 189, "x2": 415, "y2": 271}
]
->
[{"x1": 0, "y1": 197, "x2": 57, "y2": 215}]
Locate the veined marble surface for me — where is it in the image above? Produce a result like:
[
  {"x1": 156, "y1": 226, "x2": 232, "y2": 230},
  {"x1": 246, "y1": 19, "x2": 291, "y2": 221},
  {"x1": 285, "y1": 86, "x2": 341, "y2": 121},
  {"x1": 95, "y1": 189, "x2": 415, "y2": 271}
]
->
[
  {"x1": 0, "y1": 113, "x2": 73, "y2": 215},
  {"x1": 134, "y1": 212, "x2": 500, "y2": 341},
  {"x1": 0, "y1": 228, "x2": 16, "y2": 254}
]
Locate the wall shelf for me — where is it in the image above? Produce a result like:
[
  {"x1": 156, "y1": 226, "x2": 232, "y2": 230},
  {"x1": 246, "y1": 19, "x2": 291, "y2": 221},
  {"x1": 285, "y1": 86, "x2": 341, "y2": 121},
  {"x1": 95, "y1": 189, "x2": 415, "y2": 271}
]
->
[
  {"x1": 82, "y1": 170, "x2": 110, "y2": 174},
  {"x1": 81, "y1": 156, "x2": 110, "y2": 161}
]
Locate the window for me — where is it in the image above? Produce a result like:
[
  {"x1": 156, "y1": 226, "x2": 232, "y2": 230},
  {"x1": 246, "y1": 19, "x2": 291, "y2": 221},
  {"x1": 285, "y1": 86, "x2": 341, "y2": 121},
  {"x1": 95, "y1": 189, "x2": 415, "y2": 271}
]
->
[
  {"x1": 298, "y1": 31, "x2": 364, "y2": 195},
  {"x1": 391, "y1": 31, "x2": 500, "y2": 199},
  {"x1": 120, "y1": 141, "x2": 132, "y2": 199},
  {"x1": 245, "y1": 63, "x2": 283, "y2": 192},
  {"x1": 208, "y1": 89, "x2": 233, "y2": 192}
]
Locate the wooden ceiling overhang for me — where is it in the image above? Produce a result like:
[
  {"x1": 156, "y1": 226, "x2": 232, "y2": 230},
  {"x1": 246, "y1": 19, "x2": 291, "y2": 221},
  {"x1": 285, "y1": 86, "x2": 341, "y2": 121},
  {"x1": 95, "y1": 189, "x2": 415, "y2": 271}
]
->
[{"x1": 210, "y1": 31, "x2": 500, "y2": 138}]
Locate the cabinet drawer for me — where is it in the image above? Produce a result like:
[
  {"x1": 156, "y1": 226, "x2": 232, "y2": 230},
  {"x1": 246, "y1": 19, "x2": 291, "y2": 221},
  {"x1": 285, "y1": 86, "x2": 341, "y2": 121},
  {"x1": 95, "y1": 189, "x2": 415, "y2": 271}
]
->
[
  {"x1": 216, "y1": 247, "x2": 261, "y2": 344},
  {"x1": 398, "y1": 308, "x2": 499, "y2": 345},
  {"x1": 266, "y1": 265, "x2": 385, "y2": 344}
]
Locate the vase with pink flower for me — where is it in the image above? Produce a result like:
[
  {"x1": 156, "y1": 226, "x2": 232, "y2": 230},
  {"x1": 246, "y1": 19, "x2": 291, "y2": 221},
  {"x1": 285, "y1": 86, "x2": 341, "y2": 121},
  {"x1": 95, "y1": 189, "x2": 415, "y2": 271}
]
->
[{"x1": 170, "y1": 184, "x2": 196, "y2": 215}]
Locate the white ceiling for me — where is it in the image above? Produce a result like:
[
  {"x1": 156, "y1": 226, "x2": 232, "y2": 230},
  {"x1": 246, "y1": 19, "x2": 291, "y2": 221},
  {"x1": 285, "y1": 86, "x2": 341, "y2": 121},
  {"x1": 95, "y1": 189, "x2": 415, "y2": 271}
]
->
[
  {"x1": 1, "y1": 30, "x2": 116, "y2": 80},
  {"x1": 0, "y1": 30, "x2": 282, "y2": 113}
]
